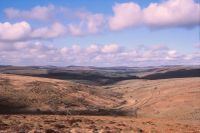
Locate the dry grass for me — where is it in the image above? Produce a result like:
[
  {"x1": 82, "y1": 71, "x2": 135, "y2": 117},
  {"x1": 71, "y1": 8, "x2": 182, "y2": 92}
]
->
[
  {"x1": 0, "y1": 74, "x2": 122, "y2": 115},
  {"x1": 0, "y1": 74, "x2": 200, "y2": 132},
  {"x1": 109, "y1": 78, "x2": 200, "y2": 120},
  {"x1": 0, "y1": 115, "x2": 199, "y2": 133}
]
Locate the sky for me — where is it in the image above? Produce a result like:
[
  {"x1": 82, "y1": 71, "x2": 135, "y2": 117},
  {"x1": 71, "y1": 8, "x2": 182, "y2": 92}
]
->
[{"x1": 0, "y1": 0, "x2": 199, "y2": 66}]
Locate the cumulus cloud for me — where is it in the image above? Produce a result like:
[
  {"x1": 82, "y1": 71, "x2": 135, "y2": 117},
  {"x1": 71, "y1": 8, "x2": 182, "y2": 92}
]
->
[
  {"x1": 68, "y1": 24, "x2": 83, "y2": 36},
  {"x1": 0, "y1": 19, "x2": 105, "y2": 42},
  {"x1": 68, "y1": 13, "x2": 105, "y2": 36},
  {"x1": 0, "y1": 21, "x2": 67, "y2": 41},
  {"x1": 4, "y1": 4, "x2": 56, "y2": 21},
  {"x1": 3, "y1": 0, "x2": 199, "y2": 38},
  {"x1": 3, "y1": 4, "x2": 105, "y2": 39},
  {"x1": 86, "y1": 14, "x2": 105, "y2": 33},
  {"x1": 143, "y1": 0, "x2": 200, "y2": 28},
  {"x1": 0, "y1": 42, "x2": 199, "y2": 66},
  {"x1": 31, "y1": 22, "x2": 66, "y2": 39},
  {"x1": 86, "y1": 44, "x2": 100, "y2": 53},
  {"x1": 165, "y1": 50, "x2": 179, "y2": 60},
  {"x1": 101, "y1": 44, "x2": 120, "y2": 53},
  {"x1": 109, "y1": 2, "x2": 142, "y2": 30},
  {"x1": 0, "y1": 21, "x2": 31, "y2": 41},
  {"x1": 109, "y1": 0, "x2": 200, "y2": 30},
  {"x1": 4, "y1": 4, "x2": 105, "y2": 36}
]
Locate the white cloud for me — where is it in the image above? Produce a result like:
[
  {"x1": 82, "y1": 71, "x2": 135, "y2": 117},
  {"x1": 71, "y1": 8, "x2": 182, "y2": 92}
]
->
[
  {"x1": 0, "y1": 21, "x2": 31, "y2": 41},
  {"x1": 31, "y1": 22, "x2": 66, "y2": 39},
  {"x1": 109, "y1": 2, "x2": 142, "y2": 31},
  {"x1": 101, "y1": 44, "x2": 120, "y2": 53},
  {"x1": 143, "y1": 0, "x2": 200, "y2": 28},
  {"x1": 71, "y1": 45, "x2": 81, "y2": 53},
  {"x1": 68, "y1": 24, "x2": 83, "y2": 36},
  {"x1": 86, "y1": 14, "x2": 105, "y2": 33},
  {"x1": 165, "y1": 50, "x2": 178, "y2": 60},
  {"x1": 86, "y1": 44, "x2": 100, "y2": 53},
  {"x1": 0, "y1": 42, "x2": 199, "y2": 66},
  {"x1": 60, "y1": 47, "x2": 68, "y2": 55},
  {"x1": 4, "y1": 4, "x2": 55, "y2": 21},
  {"x1": 0, "y1": 21, "x2": 67, "y2": 41},
  {"x1": 0, "y1": 19, "x2": 105, "y2": 42},
  {"x1": 109, "y1": 0, "x2": 200, "y2": 30},
  {"x1": 3, "y1": 0, "x2": 198, "y2": 37},
  {"x1": 68, "y1": 13, "x2": 105, "y2": 36},
  {"x1": 4, "y1": 4, "x2": 105, "y2": 36}
]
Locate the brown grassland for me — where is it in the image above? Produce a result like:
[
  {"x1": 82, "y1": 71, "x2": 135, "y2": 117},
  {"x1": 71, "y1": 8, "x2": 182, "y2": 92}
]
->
[{"x1": 0, "y1": 74, "x2": 200, "y2": 133}]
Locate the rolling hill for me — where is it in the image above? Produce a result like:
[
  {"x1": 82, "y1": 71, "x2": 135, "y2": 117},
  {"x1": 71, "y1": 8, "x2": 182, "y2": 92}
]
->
[{"x1": 0, "y1": 66, "x2": 200, "y2": 132}]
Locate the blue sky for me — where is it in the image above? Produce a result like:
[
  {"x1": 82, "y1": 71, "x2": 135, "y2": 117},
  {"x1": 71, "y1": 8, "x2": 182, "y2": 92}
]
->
[
  {"x1": 0, "y1": 0, "x2": 199, "y2": 66},
  {"x1": 0, "y1": 0, "x2": 160, "y2": 11}
]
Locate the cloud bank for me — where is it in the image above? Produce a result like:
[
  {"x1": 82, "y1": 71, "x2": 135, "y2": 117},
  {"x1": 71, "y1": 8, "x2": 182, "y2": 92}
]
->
[
  {"x1": 109, "y1": 0, "x2": 200, "y2": 30},
  {"x1": 0, "y1": 42, "x2": 199, "y2": 66}
]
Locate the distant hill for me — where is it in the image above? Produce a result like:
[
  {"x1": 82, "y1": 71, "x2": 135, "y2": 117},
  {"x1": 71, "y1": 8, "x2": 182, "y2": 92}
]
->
[{"x1": 0, "y1": 65, "x2": 199, "y2": 85}]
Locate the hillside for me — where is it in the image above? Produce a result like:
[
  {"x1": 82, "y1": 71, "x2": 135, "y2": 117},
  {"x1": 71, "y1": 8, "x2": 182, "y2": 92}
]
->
[
  {"x1": 0, "y1": 74, "x2": 123, "y2": 115},
  {"x1": 109, "y1": 78, "x2": 200, "y2": 120},
  {"x1": 1, "y1": 74, "x2": 200, "y2": 118},
  {"x1": 0, "y1": 73, "x2": 200, "y2": 132}
]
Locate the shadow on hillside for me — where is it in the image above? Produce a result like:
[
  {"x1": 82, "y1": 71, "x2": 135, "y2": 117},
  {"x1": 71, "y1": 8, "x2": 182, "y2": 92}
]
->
[
  {"x1": 28, "y1": 69, "x2": 200, "y2": 84},
  {"x1": 30, "y1": 72, "x2": 139, "y2": 85},
  {"x1": 1, "y1": 66, "x2": 200, "y2": 85},
  {"x1": 143, "y1": 69, "x2": 200, "y2": 80},
  {"x1": 0, "y1": 97, "x2": 28, "y2": 114},
  {"x1": 0, "y1": 107, "x2": 134, "y2": 117}
]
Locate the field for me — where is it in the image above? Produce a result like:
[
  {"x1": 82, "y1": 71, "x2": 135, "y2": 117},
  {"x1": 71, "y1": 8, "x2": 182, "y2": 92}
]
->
[{"x1": 0, "y1": 66, "x2": 200, "y2": 132}]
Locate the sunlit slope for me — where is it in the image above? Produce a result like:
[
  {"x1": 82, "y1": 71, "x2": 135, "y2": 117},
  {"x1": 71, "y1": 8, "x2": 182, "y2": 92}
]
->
[{"x1": 109, "y1": 78, "x2": 200, "y2": 120}]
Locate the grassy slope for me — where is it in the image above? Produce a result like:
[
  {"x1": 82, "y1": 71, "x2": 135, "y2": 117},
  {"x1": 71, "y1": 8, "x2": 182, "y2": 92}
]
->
[
  {"x1": 0, "y1": 74, "x2": 124, "y2": 115},
  {"x1": 0, "y1": 74, "x2": 200, "y2": 120},
  {"x1": 109, "y1": 78, "x2": 200, "y2": 120}
]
